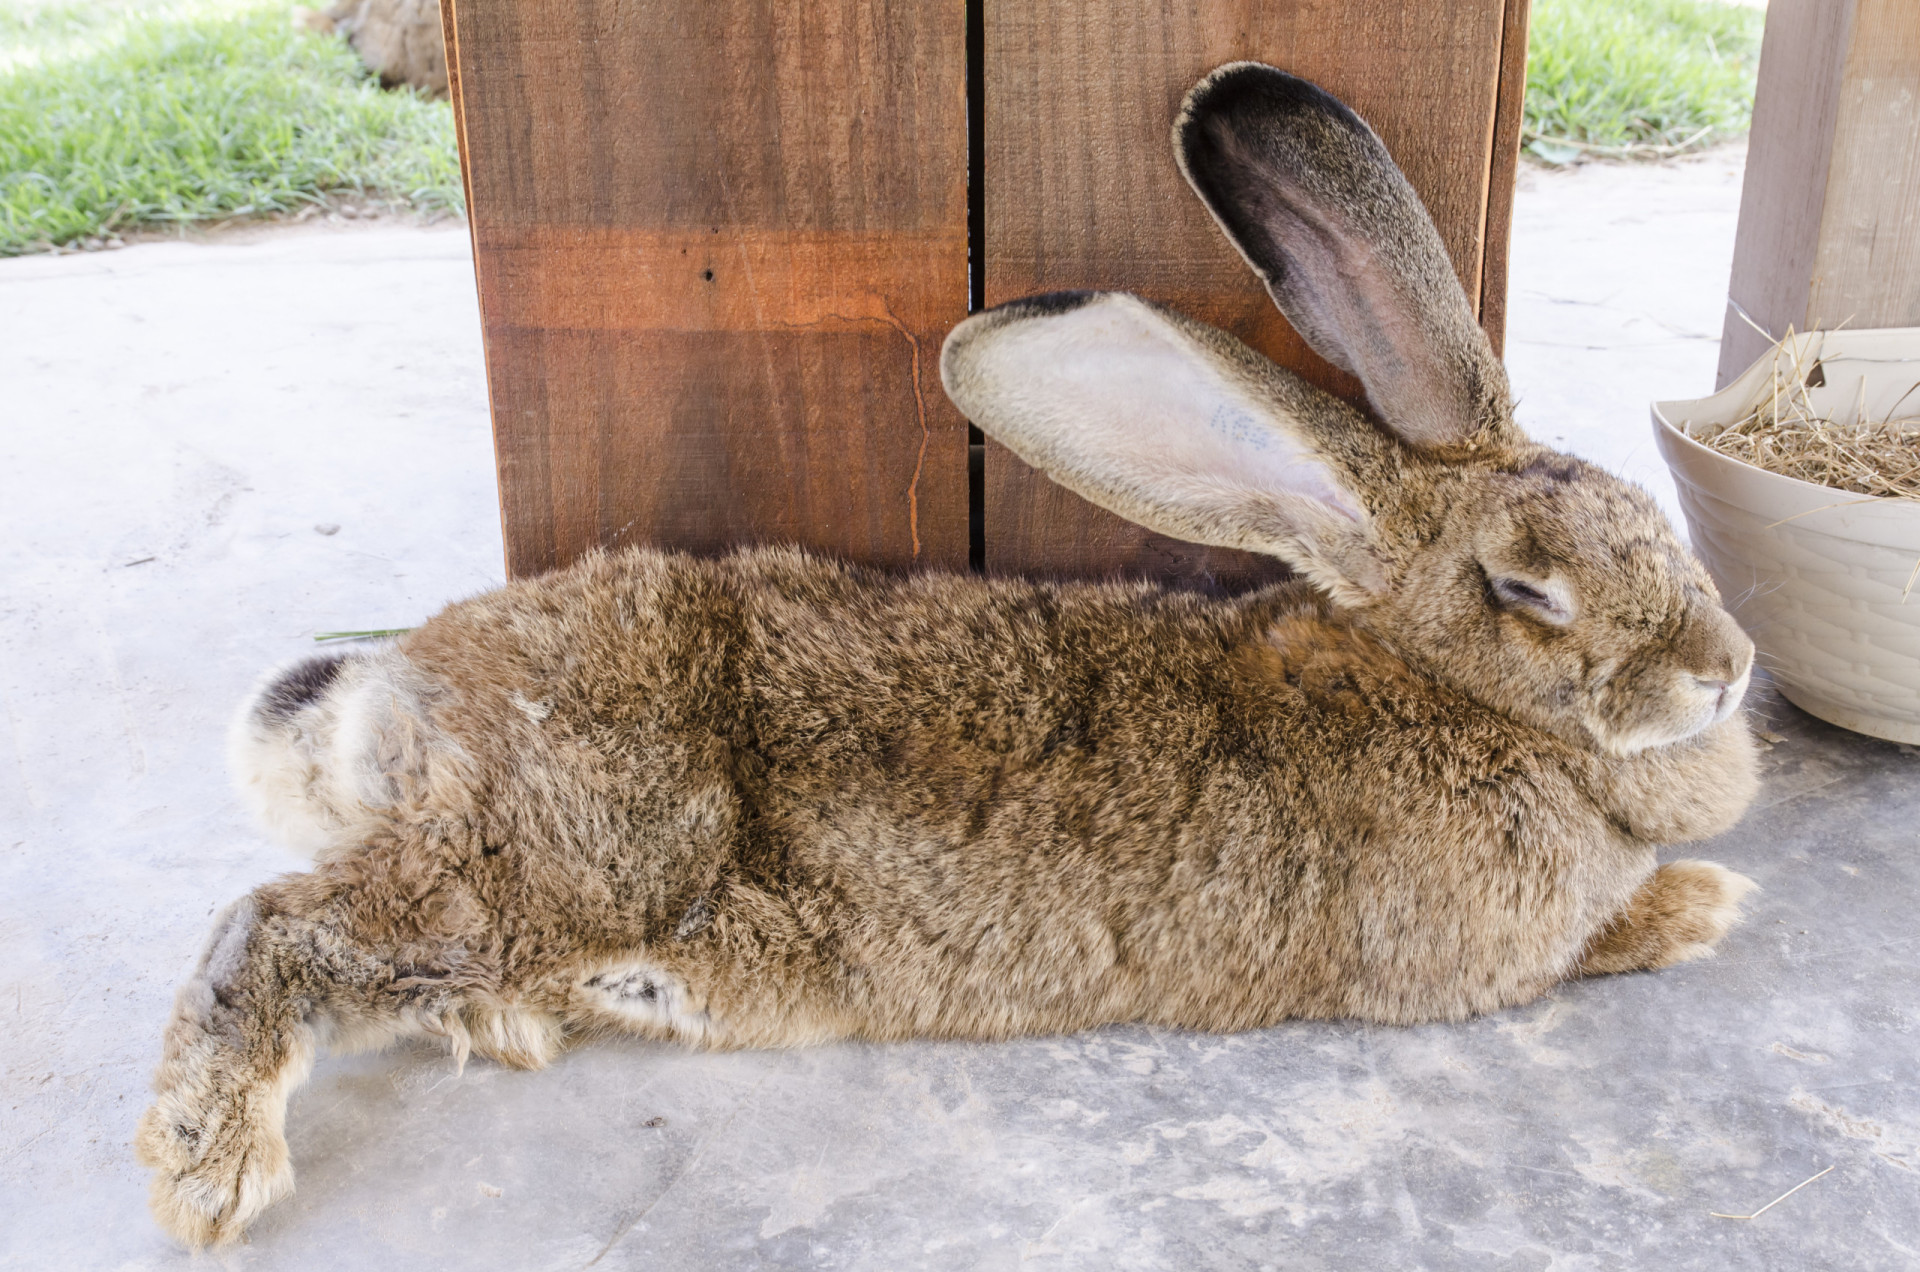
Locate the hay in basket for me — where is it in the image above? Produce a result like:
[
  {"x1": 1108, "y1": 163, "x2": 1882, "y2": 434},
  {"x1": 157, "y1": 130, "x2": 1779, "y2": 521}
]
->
[{"x1": 1692, "y1": 331, "x2": 1920, "y2": 501}]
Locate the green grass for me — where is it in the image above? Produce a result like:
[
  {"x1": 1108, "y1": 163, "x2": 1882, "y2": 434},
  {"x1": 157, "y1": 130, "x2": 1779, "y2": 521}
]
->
[
  {"x1": 0, "y1": 0, "x2": 1765, "y2": 252},
  {"x1": 1525, "y1": 0, "x2": 1765, "y2": 158},
  {"x1": 0, "y1": 1, "x2": 461, "y2": 254}
]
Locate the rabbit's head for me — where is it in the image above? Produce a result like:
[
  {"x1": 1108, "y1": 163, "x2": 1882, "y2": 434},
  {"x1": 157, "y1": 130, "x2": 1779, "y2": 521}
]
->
[{"x1": 941, "y1": 63, "x2": 1752, "y2": 758}]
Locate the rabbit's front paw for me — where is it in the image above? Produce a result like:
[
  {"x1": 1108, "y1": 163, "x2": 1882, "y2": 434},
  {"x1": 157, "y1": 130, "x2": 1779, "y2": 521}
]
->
[
  {"x1": 1651, "y1": 859, "x2": 1757, "y2": 964},
  {"x1": 136, "y1": 1075, "x2": 293, "y2": 1247},
  {"x1": 1577, "y1": 859, "x2": 1757, "y2": 976}
]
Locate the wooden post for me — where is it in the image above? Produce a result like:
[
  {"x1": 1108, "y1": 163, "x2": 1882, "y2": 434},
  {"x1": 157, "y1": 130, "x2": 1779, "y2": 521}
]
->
[
  {"x1": 1718, "y1": 0, "x2": 1920, "y2": 388},
  {"x1": 983, "y1": 0, "x2": 1532, "y2": 589},
  {"x1": 443, "y1": 0, "x2": 970, "y2": 578}
]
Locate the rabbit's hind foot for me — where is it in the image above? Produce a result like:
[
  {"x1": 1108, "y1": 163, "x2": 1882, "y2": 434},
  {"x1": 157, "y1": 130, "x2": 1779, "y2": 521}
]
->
[
  {"x1": 1575, "y1": 859, "x2": 1757, "y2": 977},
  {"x1": 138, "y1": 879, "x2": 485, "y2": 1246},
  {"x1": 135, "y1": 898, "x2": 307, "y2": 1247},
  {"x1": 136, "y1": 1035, "x2": 305, "y2": 1248}
]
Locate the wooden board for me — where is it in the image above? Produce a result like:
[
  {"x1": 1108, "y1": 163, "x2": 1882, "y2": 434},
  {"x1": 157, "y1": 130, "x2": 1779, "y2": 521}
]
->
[
  {"x1": 1480, "y1": 0, "x2": 1534, "y2": 351},
  {"x1": 447, "y1": 0, "x2": 970, "y2": 577},
  {"x1": 982, "y1": 0, "x2": 1528, "y2": 589},
  {"x1": 1719, "y1": 0, "x2": 1920, "y2": 386}
]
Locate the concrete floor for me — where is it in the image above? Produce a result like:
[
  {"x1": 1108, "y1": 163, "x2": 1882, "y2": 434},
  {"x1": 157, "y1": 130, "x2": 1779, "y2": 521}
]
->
[{"x1": 3, "y1": 149, "x2": 1918, "y2": 1270}]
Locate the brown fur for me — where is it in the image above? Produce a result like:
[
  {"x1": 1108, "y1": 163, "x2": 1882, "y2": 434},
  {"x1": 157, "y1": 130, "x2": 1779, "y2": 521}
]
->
[
  {"x1": 136, "y1": 64, "x2": 1762, "y2": 1246},
  {"x1": 1577, "y1": 860, "x2": 1758, "y2": 975},
  {"x1": 302, "y1": 0, "x2": 448, "y2": 98}
]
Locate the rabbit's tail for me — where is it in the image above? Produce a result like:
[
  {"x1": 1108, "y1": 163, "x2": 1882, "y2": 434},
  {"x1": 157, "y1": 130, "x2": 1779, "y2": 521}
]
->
[{"x1": 227, "y1": 645, "x2": 456, "y2": 858}]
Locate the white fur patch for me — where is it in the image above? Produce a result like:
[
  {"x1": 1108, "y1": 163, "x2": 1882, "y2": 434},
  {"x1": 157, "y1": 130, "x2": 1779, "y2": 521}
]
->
[
  {"x1": 459, "y1": 1006, "x2": 563, "y2": 1071},
  {"x1": 509, "y1": 692, "x2": 552, "y2": 724},
  {"x1": 578, "y1": 962, "x2": 720, "y2": 1045},
  {"x1": 228, "y1": 648, "x2": 465, "y2": 857},
  {"x1": 171, "y1": 897, "x2": 258, "y2": 1028}
]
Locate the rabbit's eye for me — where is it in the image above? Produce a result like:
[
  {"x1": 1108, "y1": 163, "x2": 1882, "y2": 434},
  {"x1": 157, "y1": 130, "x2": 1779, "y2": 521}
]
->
[{"x1": 1489, "y1": 575, "x2": 1575, "y2": 625}]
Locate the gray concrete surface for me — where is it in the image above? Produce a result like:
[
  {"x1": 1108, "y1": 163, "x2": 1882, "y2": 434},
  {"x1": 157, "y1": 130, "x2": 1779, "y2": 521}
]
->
[
  {"x1": 1506, "y1": 144, "x2": 1750, "y2": 527},
  {"x1": 3, "y1": 152, "x2": 1918, "y2": 1270}
]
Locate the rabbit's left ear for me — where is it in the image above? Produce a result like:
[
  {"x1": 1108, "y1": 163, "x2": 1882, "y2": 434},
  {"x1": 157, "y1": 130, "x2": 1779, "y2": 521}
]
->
[
  {"x1": 1175, "y1": 63, "x2": 1515, "y2": 452},
  {"x1": 941, "y1": 290, "x2": 1389, "y2": 601}
]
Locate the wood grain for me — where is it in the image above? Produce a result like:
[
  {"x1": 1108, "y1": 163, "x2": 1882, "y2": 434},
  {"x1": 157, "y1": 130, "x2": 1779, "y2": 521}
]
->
[
  {"x1": 982, "y1": 0, "x2": 1523, "y2": 589},
  {"x1": 1815, "y1": 2, "x2": 1920, "y2": 332},
  {"x1": 446, "y1": 0, "x2": 969, "y2": 577},
  {"x1": 1719, "y1": 0, "x2": 1920, "y2": 386},
  {"x1": 1717, "y1": 0, "x2": 1857, "y2": 385},
  {"x1": 1479, "y1": 0, "x2": 1534, "y2": 355}
]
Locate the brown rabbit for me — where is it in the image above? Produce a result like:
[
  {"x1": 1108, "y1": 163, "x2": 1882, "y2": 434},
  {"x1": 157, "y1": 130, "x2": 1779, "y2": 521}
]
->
[{"x1": 136, "y1": 64, "x2": 1760, "y2": 1246}]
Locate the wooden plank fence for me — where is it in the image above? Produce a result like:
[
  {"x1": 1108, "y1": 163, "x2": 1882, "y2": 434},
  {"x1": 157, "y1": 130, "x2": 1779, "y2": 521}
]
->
[{"x1": 441, "y1": 0, "x2": 1530, "y2": 585}]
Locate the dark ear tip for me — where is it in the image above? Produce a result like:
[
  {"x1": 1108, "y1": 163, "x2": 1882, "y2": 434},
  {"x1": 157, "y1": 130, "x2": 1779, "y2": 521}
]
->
[
  {"x1": 1176, "y1": 62, "x2": 1363, "y2": 151},
  {"x1": 985, "y1": 290, "x2": 1100, "y2": 320},
  {"x1": 1184, "y1": 62, "x2": 1318, "y2": 109}
]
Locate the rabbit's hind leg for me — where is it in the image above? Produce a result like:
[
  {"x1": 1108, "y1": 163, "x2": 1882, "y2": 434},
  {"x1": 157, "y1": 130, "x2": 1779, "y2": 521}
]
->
[
  {"x1": 1575, "y1": 859, "x2": 1757, "y2": 977},
  {"x1": 135, "y1": 866, "x2": 510, "y2": 1247}
]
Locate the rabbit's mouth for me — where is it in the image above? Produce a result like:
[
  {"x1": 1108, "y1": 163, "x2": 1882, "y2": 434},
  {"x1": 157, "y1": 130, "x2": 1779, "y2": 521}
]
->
[
  {"x1": 1593, "y1": 661, "x2": 1753, "y2": 756},
  {"x1": 1706, "y1": 666, "x2": 1753, "y2": 726}
]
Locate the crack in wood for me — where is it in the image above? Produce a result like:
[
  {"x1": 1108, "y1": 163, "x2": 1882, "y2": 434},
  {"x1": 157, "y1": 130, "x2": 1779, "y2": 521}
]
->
[{"x1": 765, "y1": 297, "x2": 932, "y2": 560}]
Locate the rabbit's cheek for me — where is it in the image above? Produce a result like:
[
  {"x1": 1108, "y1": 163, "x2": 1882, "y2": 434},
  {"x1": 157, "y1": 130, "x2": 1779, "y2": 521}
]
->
[
  {"x1": 1662, "y1": 662, "x2": 1753, "y2": 743},
  {"x1": 1584, "y1": 677, "x2": 1680, "y2": 756},
  {"x1": 1597, "y1": 671, "x2": 1733, "y2": 755}
]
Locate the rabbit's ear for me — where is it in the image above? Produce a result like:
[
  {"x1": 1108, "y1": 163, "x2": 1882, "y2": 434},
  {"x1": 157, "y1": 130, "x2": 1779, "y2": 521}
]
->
[
  {"x1": 941, "y1": 291, "x2": 1388, "y2": 600},
  {"x1": 1175, "y1": 63, "x2": 1512, "y2": 451}
]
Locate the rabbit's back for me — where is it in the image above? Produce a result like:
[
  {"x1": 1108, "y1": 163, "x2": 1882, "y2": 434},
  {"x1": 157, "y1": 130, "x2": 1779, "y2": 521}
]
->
[{"x1": 320, "y1": 545, "x2": 1647, "y2": 1039}]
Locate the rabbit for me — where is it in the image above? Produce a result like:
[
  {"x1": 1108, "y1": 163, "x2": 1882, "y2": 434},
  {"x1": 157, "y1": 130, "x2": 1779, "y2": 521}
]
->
[{"x1": 135, "y1": 62, "x2": 1761, "y2": 1247}]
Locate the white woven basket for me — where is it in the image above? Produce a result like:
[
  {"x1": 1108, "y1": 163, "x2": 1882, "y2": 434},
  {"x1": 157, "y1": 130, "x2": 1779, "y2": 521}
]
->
[{"x1": 1653, "y1": 328, "x2": 1920, "y2": 745}]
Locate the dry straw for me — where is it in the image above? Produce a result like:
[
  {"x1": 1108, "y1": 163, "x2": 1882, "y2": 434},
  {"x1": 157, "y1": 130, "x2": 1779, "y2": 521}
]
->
[
  {"x1": 1692, "y1": 332, "x2": 1920, "y2": 501},
  {"x1": 1709, "y1": 1163, "x2": 1835, "y2": 1221}
]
